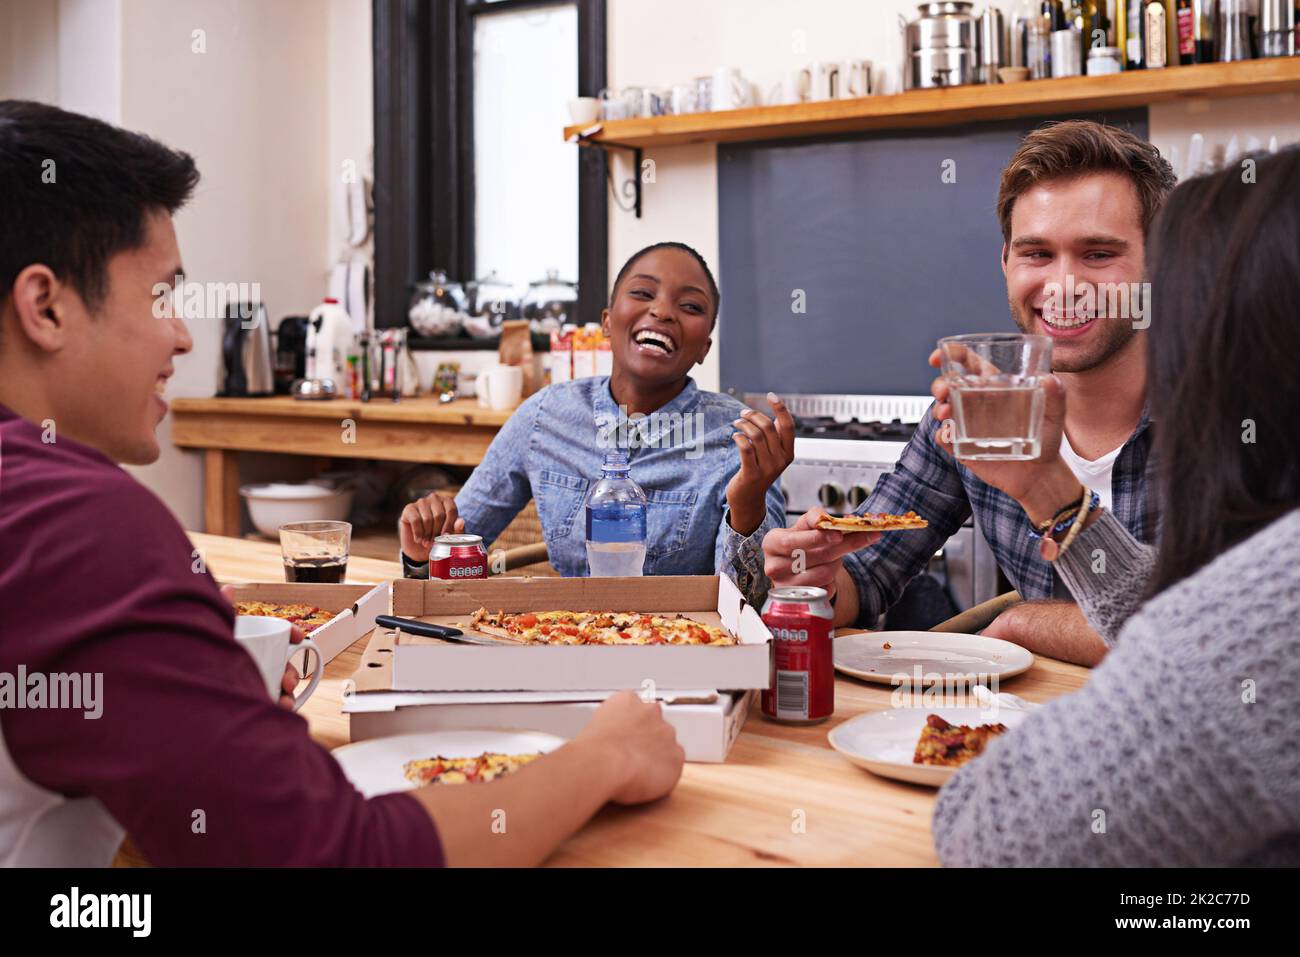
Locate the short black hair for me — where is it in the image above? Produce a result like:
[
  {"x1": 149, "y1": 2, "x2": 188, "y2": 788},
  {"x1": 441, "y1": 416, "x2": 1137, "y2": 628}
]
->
[
  {"x1": 611, "y1": 241, "x2": 720, "y2": 326},
  {"x1": 0, "y1": 99, "x2": 199, "y2": 314}
]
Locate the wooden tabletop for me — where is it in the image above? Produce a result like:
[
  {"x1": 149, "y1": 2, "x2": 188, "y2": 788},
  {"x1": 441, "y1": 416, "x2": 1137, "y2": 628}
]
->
[
  {"x1": 189, "y1": 532, "x2": 1092, "y2": 867},
  {"x1": 171, "y1": 394, "x2": 515, "y2": 427}
]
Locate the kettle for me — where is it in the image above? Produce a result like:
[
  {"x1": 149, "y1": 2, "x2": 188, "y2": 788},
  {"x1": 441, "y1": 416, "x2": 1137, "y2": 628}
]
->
[{"x1": 219, "y1": 302, "x2": 274, "y2": 397}]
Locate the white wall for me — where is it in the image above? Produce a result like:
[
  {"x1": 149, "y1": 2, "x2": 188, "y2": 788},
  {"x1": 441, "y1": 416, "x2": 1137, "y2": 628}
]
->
[
  {"x1": 0, "y1": 0, "x2": 59, "y2": 101},
  {"x1": 605, "y1": 0, "x2": 1300, "y2": 392}
]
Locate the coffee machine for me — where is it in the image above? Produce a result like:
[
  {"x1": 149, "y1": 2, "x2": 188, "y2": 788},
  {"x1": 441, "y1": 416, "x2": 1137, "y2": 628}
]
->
[{"x1": 219, "y1": 302, "x2": 274, "y2": 397}]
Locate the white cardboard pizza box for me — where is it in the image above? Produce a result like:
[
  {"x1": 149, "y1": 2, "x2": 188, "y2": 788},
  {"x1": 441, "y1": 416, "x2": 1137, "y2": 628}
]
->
[
  {"x1": 229, "y1": 581, "x2": 388, "y2": 666},
  {"x1": 386, "y1": 575, "x2": 772, "y2": 692},
  {"x1": 344, "y1": 687, "x2": 754, "y2": 764}
]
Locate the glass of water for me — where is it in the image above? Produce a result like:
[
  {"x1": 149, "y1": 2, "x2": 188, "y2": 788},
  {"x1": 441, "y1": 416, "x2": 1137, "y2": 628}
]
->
[{"x1": 937, "y1": 333, "x2": 1052, "y2": 461}]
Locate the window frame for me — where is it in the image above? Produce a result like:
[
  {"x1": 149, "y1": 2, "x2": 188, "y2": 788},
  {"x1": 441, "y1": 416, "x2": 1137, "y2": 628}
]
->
[{"x1": 373, "y1": 0, "x2": 608, "y2": 338}]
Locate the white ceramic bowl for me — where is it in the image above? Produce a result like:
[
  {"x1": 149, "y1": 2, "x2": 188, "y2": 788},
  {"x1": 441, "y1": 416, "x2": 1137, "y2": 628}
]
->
[
  {"x1": 239, "y1": 482, "x2": 355, "y2": 538},
  {"x1": 568, "y1": 96, "x2": 600, "y2": 125}
]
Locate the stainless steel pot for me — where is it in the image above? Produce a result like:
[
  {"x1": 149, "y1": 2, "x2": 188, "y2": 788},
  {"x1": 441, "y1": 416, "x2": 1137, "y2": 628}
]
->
[
  {"x1": 902, "y1": 1, "x2": 981, "y2": 90},
  {"x1": 904, "y1": 1, "x2": 980, "y2": 53}
]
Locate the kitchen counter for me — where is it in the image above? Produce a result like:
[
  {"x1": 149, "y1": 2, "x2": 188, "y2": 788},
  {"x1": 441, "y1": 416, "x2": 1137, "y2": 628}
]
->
[{"x1": 171, "y1": 395, "x2": 515, "y2": 535}]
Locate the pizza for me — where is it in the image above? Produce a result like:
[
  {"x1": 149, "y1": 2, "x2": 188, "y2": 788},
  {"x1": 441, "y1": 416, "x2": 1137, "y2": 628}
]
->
[
  {"x1": 816, "y1": 510, "x2": 929, "y2": 532},
  {"x1": 913, "y1": 714, "x2": 1008, "y2": 767},
  {"x1": 468, "y1": 608, "x2": 736, "y2": 646},
  {"x1": 234, "y1": 600, "x2": 335, "y2": 631},
  {"x1": 403, "y1": 752, "x2": 541, "y2": 786}
]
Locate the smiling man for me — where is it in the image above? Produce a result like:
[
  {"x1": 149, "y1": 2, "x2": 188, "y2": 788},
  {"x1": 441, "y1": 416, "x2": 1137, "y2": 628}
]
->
[
  {"x1": 762, "y1": 121, "x2": 1175, "y2": 666},
  {"x1": 0, "y1": 100, "x2": 686, "y2": 867}
]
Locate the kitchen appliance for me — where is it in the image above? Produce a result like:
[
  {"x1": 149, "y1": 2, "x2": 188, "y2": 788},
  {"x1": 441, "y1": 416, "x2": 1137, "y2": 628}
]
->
[
  {"x1": 219, "y1": 302, "x2": 274, "y2": 397},
  {"x1": 902, "y1": 1, "x2": 981, "y2": 90},
  {"x1": 746, "y1": 392, "x2": 1001, "y2": 620},
  {"x1": 273, "y1": 315, "x2": 310, "y2": 395}
]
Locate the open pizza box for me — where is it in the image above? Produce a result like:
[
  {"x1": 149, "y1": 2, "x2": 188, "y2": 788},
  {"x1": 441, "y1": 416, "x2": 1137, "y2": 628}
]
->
[
  {"x1": 229, "y1": 581, "x2": 388, "y2": 666},
  {"x1": 384, "y1": 574, "x2": 773, "y2": 692},
  {"x1": 344, "y1": 624, "x2": 755, "y2": 762}
]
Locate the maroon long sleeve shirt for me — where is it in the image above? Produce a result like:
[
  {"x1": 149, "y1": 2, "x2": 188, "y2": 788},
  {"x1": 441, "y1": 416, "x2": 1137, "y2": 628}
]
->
[{"x1": 0, "y1": 402, "x2": 443, "y2": 866}]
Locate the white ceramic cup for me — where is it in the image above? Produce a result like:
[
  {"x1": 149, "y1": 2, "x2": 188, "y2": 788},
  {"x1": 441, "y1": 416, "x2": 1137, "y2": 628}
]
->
[
  {"x1": 234, "y1": 616, "x2": 323, "y2": 713},
  {"x1": 841, "y1": 59, "x2": 873, "y2": 98},
  {"x1": 568, "y1": 96, "x2": 600, "y2": 125},
  {"x1": 812, "y1": 61, "x2": 840, "y2": 101},
  {"x1": 475, "y1": 364, "x2": 524, "y2": 410},
  {"x1": 711, "y1": 66, "x2": 753, "y2": 111}
]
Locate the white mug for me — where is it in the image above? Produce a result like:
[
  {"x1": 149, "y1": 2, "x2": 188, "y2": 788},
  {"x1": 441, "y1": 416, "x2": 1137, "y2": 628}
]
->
[
  {"x1": 234, "y1": 616, "x2": 323, "y2": 713},
  {"x1": 711, "y1": 66, "x2": 754, "y2": 111},
  {"x1": 568, "y1": 96, "x2": 600, "y2": 125},
  {"x1": 769, "y1": 67, "x2": 811, "y2": 105},
  {"x1": 476, "y1": 364, "x2": 524, "y2": 410},
  {"x1": 811, "y1": 61, "x2": 840, "y2": 101},
  {"x1": 841, "y1": 59, "x2": 873, "y2": 98}
]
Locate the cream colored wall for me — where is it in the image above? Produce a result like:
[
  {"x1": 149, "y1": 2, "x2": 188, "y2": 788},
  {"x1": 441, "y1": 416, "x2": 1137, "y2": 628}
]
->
[
  {"x1": 605, "y1": 0, "x2": 1300, "y2": 393},
  {"x1": 0, "y1": 0, "x2": 59, "y2": 101}
]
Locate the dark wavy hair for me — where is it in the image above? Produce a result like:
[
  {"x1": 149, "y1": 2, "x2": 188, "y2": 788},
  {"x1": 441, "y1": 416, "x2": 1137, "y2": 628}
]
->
[
  {"x1": 611, "y1": 241, "x2": 720, "y2": 327},
  {"x1": 0, "y1": 99, "x2": 198, "y2": 314},
  {"x1": 1145, "y1": 146, "x2": 1300, "y2": 594}
]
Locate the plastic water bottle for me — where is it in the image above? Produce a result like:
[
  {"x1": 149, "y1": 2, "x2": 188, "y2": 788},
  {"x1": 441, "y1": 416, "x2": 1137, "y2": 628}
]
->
[{"x1": 585, "y1": 451, "x2": 647, "y2": 577}]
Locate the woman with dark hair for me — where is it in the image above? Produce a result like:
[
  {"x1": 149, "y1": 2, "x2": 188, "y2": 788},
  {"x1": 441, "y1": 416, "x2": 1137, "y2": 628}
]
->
[
  {"x1": 399, "y1": 242, "x2": 791, "y2": 602},
  {"x1": 929, "y1": 147, "x2": 1300, "y2": 866}
]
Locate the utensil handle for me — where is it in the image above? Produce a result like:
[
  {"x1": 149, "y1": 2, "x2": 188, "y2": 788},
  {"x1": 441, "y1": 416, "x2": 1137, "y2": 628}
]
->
[{"x1": 376, "y1": 615, "x2": 464, "y2": 639}]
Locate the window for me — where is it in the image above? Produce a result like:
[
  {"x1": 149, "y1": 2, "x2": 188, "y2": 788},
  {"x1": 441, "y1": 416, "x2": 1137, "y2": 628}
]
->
[
  {"x1": 472, "y1": 3, "x2": 578, "y2": 284},
  {"x1": 373, "y1": 0, "x2": 606, "y2": 341}
]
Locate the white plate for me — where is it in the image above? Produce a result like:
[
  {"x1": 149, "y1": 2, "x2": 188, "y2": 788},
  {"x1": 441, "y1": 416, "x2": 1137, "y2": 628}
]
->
[
  {"x1": 332, "y1": 729, "x2": 567, "y2": 797},
  {"x1": 828, "y1": 706, "x2": 1030, "y2": 788},
  {"x1": 833, "y1": 630, "x2": 1033, "y2": 685}
]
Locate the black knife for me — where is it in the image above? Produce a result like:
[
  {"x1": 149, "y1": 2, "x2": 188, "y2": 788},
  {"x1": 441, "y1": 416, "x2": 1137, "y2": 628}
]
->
[{"x1": 375, "y1": 615, "x2": 510, "y2": 646}]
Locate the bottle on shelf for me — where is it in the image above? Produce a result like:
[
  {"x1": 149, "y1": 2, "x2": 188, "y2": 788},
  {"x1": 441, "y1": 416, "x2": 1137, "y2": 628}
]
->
[{"x1": 584, "y1": 450, "x2": 647, "y2": 578}]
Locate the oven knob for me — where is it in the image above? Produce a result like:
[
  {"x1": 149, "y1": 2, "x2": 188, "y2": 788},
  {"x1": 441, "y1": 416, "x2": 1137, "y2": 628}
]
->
[
  {"x1": 817, "y1": 483, "x2": 844, "y2": 509},
  {"x1": 848, "y1": 484, "x2": 872, "y2": 509}
]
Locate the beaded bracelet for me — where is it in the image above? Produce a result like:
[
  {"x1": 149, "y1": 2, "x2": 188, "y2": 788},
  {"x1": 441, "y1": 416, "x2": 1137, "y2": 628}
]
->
[{"x1": 1027, "y1": 489, "x2": 1100, "y2": 541}]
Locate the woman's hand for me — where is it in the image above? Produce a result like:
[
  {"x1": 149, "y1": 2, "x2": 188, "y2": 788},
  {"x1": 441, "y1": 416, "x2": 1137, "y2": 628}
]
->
[
  {"x1": 927, "y1": 348, "x2": 1080, "y2": 525},
  {"x1": 727, "y1": 392, "x2": 796, "y2": 536},
  {"x1": 219, "y1": 584, "x2": 308, "y2": 710},
  {"x1": 399, "y1": 491, "x2": 466, "y2": 563}
]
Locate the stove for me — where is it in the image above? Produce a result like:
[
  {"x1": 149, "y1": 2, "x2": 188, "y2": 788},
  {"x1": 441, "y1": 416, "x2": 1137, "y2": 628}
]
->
[{"x1": 746, "y1": 392, "x2": 1000, "y2": 616}]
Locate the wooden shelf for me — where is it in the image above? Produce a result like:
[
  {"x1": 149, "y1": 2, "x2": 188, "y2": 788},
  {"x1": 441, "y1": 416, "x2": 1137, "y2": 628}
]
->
[{"x1": 564, "y1": 59, "x2": 1300, "y2": 149}]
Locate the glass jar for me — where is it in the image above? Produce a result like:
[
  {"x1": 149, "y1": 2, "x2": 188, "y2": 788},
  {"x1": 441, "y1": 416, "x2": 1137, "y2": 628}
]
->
[
  {"x1": 520, "y1": 269, "x2": 579, "y2": 333},
  {"x1": 407, "y1": 269, "x2": 467, "y2": 338}
]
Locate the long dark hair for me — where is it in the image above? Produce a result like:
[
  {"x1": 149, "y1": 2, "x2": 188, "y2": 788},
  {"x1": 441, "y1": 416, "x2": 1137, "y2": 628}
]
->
[{"x1": 1146, "y1": 146, "x2": 1300, "y2": 594}]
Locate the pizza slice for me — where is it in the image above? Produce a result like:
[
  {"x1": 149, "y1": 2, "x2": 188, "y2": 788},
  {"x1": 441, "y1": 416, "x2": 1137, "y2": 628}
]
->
[
  {"x1": 815, "y1": 510, "x2": 929, "y2": 532},
  {"x1": 913, "y1": 714, "x2": 1008, "y2": 767},
  {"x1": 467, "y1": 608, "x2": 735, "y2": 646},
  {"x1": 403, "y1": 752, "x2": 541, "y2": 786},
  {"x1": 234, "y1": 600, "x2": 336, "y2": 630}
]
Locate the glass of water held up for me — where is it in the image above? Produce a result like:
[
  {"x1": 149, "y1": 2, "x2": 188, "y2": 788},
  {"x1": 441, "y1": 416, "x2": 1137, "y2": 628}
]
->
[{"x1": 937, "y1": 333, "x2": 1052, "y2": 461}]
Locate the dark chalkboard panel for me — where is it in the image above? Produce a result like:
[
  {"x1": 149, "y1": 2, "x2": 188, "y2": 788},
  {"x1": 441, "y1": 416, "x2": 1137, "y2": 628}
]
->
[{"x1": 718, "y1": 110, "x2": 1147, "y2": 398}]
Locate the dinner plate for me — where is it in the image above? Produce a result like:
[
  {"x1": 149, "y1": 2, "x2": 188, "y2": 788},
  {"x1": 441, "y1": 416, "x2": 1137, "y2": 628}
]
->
[
  {"x1": 828, "y1": 706, "x2": 1031, "y2": 788},
  {"x1": 833, "y1": 630, "x2": 1034, "y2": 685},
  {"x1": 332, "y1": 729, "x2": 567, "y2": 797}
]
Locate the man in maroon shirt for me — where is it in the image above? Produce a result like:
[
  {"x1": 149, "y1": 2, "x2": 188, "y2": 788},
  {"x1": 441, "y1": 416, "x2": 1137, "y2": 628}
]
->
[{"x1": 0, "y1": 99, "x2": 684, "y2": 866}]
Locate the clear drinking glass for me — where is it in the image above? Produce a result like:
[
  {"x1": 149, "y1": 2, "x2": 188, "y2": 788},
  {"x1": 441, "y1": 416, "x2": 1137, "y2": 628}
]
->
[
  {"x1": 279, "y1": 521, "x2": 352, "y2": 583},
  {"x1": 937, "y1": 333, "x2": 1052, "y2": 461}
]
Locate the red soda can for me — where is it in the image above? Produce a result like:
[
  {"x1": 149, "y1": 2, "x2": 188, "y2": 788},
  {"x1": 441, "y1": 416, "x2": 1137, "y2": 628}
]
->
[
  {"x1": 429, "y1": 534, "x2": 488, "y2": 580},
  {"x1": 760, "y1": 586, "x2": 835, "y2": 724}
]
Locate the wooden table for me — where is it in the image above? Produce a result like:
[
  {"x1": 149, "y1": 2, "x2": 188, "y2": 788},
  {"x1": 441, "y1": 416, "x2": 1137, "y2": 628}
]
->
[
  {"x1": 189, "y1": 532, "x2": 1092, "y2": 867},
  {"x1": 172, "y1": 396, "x2": 513, "y2": 536}
]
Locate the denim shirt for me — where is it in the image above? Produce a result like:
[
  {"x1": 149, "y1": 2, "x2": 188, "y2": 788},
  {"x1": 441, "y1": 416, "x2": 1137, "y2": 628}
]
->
[{"x1": 407, "y1": 377, "x2": 782, "y2": 604}]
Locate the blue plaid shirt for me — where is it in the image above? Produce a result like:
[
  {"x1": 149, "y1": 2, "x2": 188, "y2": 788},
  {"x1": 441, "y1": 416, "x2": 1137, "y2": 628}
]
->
[{"x1": 838, "y1": 405, "x2": 1156, "y2": 627}]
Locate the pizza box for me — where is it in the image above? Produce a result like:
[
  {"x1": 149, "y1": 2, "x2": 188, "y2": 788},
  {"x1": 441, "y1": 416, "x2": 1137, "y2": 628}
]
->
[
  {"x1": 229, "y1": 581, "x2": 388, "y2": 666},
  {"x1": 343, "y1": 687, "x2": 754, "y2": 764},
  {"x1": 385, "y1": 574, "x2": 773, "y2": 692}
]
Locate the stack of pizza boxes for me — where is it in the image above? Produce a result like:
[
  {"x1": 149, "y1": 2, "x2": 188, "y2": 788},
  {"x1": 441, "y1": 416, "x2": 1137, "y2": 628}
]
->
[{"x1": 344, "y1": 575, "x2": 775, "y2": 762}]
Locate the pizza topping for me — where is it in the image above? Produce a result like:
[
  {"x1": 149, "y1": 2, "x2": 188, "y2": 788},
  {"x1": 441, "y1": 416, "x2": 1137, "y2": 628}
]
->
[
  {"x1": 403, "y1": 751, "x2": 541, "y2": 787},
  {"x1": 913, "y1": 714, "x2": 1008, "y2": 767},
  {"x1": 469, "y1": 607, "x2": 735, "y2": 646}
]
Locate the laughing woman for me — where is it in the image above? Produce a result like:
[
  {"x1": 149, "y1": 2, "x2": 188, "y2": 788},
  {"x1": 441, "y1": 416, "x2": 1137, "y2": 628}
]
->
[{"x1": 399, "y1": 242, "x2": 792, "y2": 603}]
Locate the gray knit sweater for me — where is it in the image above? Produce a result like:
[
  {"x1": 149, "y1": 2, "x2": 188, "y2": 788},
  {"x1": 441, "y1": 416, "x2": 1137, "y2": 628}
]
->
[{"x1": 932, "y1": 507, "x2": 1300, "y2": 866}]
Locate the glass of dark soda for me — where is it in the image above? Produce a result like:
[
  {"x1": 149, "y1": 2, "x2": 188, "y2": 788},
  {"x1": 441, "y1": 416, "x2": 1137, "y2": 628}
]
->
[{"x1": 279, "y1": 521, "x2": 351, "y2": 583}]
